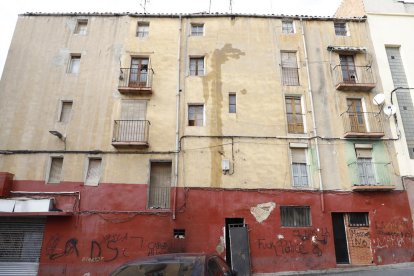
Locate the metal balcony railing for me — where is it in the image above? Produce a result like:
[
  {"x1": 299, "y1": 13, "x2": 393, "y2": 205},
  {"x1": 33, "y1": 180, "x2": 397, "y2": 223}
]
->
[
  {"x1": 148, "y1": 186, "x2": 170, "y2": 209},
  {"x1": 348, "y1": 161, "x2": 391, "y2": 187},
  {"x1": 118, "y1": 67, "x2": 153, "y2": 93},
  {"x1": 112, "y1": 120, "x2": 150, "y2": 147},
  {"x1": 332, "y1": 65, "x2": 376, "y2": 91},
  {"x1": 341, "y1": 111, "x2": 384, "y2": 138}
]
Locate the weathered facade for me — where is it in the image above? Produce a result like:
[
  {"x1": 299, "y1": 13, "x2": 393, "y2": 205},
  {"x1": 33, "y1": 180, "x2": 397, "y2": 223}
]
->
[{"x1": 0, "y1": 11, "x2": 412, "y2": 275}]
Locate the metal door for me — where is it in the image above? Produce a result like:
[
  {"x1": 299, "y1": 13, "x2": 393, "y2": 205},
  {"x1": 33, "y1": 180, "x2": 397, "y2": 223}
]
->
[{"x1": 229, "y1": 224, "x2": 251, "y2": 276}]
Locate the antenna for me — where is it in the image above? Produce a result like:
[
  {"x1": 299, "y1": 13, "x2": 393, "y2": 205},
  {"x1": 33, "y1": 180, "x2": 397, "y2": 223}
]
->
[
  {"x1": 140, "y1": 0, "x2": 150, "y2": 14},
  {"x1": 209, "y1": 0, "x2": 212, "y2": 13},
  {"x1": 373, "y1": 93, "x2": 385, "y2": 106},
  {"x1": 229, "y1": 0, "x2": 233, "y2": 13},
  {"x1": 383, "y1": 104, "x2": 397, "y2": 117}
]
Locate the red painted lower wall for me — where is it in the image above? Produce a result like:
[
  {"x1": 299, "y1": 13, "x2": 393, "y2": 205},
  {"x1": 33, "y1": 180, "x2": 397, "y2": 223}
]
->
[{"x1": 6, "y1": 179, "x2": 414, "y2": 275}]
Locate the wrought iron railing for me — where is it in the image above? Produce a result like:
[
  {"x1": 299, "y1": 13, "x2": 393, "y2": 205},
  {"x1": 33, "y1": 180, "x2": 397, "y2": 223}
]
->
[
  {"x1": 281, "y1": 67, "x2": 300, "y2": 86},
  {"x1": 119, "y1": 67, "x2": 153, "y2": 89},
  {"x1": 148, "y1": 186, "x2": 170, "y2": 209},
  {"x1": 348, "y1": 161, "x2": 391, "y2": 186},
  {"x1": 332, "y1": 65, "x2": 375, "y2": 86},
  {"x1": 341, "y1": 111, "x2": 384, "y2": 134},
  {"x1": 112, "y1": 120, "x2": 150, "y2": 144}
]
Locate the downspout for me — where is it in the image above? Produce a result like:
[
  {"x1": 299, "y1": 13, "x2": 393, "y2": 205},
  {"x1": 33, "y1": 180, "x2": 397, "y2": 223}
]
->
[
  {"x1": 172, "y1": 15, "x2": 182, "y2": 220},
  {"x1": 300, "y1": 18, "x2": 325, "y2": 212}
]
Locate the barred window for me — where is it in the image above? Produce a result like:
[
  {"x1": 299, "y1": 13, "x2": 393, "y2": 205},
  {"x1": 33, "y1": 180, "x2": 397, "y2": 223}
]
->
[
  {"x1": 282, "y1": 20, "x2": 294, "y2": 34},
  {"x1": 281, "y1": 206, "x2": 311, "y2": 227},
  {"x1": 334, "y1": 22, "x2": 347, "y2": 36},
  {"x1": 281, "y1": 52, "x2": 299, "y2": 86},
  {"x1": 349, "y1": 213, "x2": 369, "y2": 227}
]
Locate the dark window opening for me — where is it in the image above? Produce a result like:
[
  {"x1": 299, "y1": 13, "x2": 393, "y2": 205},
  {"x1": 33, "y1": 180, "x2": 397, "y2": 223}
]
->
[
  {"x1": 173, "y1": 229, "x2": 185, "y2": 239},
  {"x1": 225, "y1": 218, "x2": 244, "y2": 267}
]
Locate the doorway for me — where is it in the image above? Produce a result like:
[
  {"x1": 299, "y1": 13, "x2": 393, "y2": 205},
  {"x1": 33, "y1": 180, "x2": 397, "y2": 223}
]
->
[
  {"x1": 332, "y1": 213, "x2": 350, "y2": 264},
  {"x1": 225, "y1": 218, "x2": 251, "y2": 275}
]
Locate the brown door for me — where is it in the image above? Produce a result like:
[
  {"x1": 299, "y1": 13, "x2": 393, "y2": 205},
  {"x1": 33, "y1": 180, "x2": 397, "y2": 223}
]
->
[
  {"x1": 347, "y1": 99, "x2": 366, "y2": 132},
  {"x1": 129, "y1": 58, "x2": 149, "y2": 87},
  {"x1": 340, "y1": 55, "x2": 357, "y2": 83}
]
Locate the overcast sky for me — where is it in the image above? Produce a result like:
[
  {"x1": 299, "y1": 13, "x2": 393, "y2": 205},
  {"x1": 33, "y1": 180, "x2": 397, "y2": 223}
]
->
[{"x1": 0, "y1": 0, "x2": 343, "y2": 77}]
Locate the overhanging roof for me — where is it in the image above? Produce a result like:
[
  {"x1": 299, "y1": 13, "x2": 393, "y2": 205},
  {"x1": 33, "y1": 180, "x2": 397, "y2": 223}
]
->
[{"x1": 327, "y1": 46, "x2": 368, "y2": 53}]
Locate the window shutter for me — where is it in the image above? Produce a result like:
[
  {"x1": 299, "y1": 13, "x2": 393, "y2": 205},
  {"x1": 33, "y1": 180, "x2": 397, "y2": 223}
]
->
[
  {"x1": 85, "y1": 159, "x2": 102, "y2": 186},
  {"x1": 121, "y1": 100, "x2": 147, "y2": 120},
  {"x1": 291, "y1": 148, "x2": 306, "y2": 163},
  {"x1": 356, "y1": 148, "x2": 372, "y2": 158}
]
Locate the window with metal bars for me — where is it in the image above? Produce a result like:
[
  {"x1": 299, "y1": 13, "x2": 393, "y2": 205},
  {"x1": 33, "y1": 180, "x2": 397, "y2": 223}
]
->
[
  {"x1": 281, "y1": 52, "x2": 299, "y2": 86},
  {"x1": 334, "y1": 22, "x2": 347, "y2": 36},
  {"x1": 148, "y1": 162, "x2": 172, "y2": 209},
  {"x1": 281, "y1": 206, "x2": 311, "y2": 227},
  {"x1": 348, "y1": 213, "x2": 369, "y2": 227},
  {"x1": 282, "y1": 20, "x2": 294, "y2": 34}
]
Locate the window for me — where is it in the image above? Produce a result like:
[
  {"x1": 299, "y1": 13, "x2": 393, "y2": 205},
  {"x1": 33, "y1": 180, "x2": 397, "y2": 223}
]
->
[
  {"x1": 68, "y1": 55, "x2": 81, "y2": 74},
  {"x1": 191, "y1": 23, "x2": 204, "y2": 36},
  {"x1": 189, "y1": 57, "x2": 204, "y2": 76},
  {"x1": 291, "y1": 148, "x2": 308, "y2": 187},
  {"x1": 74, "y1": 19, "x2": 88, "y2": 35},
  {"x1": 340, "y1": 55, "x2": 356, "y2": 83},
  {"x1": 281, "y1": 52, "x2": 299, "y2": 86},
  {"x1": 229, "y1": 93, "x2": 236, "y2": 113},
  {"x1": 48, "y1": 157, "x2": 63, "y2": 183},
  {"x1": 281, "y1": 206, "x2": 311, "y2": 227},
  {"x1": 85, "y1": 158, "x2": 102, "y2": 186},
  {"x1": 188, "y1": 105, "x2": 204, "y2": 126},
  {"x1": 334, "y1": 22, "x2": 347, "y2": 36},
  {"x1": 137, "y1": 22, "x2": 149, "y2": 37},
  {"x1": 349, "y1": 213, "x2": 369, "y2": 227},
  {"x1": 347, "y1": 98, "x2": 366, "y2": 132},
  {"x1": 285, "y1": 96, "x2": 304, "y2": 133},
  {"x1": 282, "y1": 20, "x2": 294, "y2": 34},
  {"x1": 149, "y1": 162, "x2": 172, "y2": 209},
  {"x1": 115, "y1": 100, "x2": 147, "y2": 142},
  {"x1": 129, "y1": 57, "x2": 149, "y2": 87},
  {"x1": 59, "y1": 101, "x2": 73, "y2": 123},
  {"x1": 355, "y1": 147, "x2": 376, "y2": 185}
]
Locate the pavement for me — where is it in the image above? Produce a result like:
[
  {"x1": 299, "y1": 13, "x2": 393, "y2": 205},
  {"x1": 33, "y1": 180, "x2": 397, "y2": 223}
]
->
[{"x1": 254, "y1": 262, "x2": 414, "y2": 276}]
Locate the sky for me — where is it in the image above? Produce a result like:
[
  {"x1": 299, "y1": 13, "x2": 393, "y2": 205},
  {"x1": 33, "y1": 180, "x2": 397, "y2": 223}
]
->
[{"x1": 0, "y1": 0, "x2": 343, "y2": 77}]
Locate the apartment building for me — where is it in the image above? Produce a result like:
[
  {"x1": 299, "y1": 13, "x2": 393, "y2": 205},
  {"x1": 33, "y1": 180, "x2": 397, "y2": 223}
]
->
[{"x1": 0, "y1": 12, "x2": 412, "y2": 275}]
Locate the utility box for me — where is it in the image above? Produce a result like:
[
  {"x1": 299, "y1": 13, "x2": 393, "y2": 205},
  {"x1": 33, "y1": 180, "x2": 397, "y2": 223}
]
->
[{"x1": 222, "y1": 159, "x2": 230, "y2": 171}]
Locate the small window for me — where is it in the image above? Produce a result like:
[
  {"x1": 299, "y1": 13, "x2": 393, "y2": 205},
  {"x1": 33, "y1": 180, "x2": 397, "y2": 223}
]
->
[
  {"x1": 85, "y1": 158, "x2": 102, "y2": 186},
  {"x1": 229, "y1": 93, "x2": 236, "y2": 113},
  {"x1": 137, "y1": 22, "x2": 149, "y2": 37},
  {"x1": 189, "y1": 57, "x2": 204, "y2": 76},
  {"x1": 349, "y1": 213, "x2": 369, "y2": 227},
  {"x1": 334, "y1": 22, "x2": 347, "y2": 36},
  {"x1": 188, "y1": 105, "x2": 204, "y2": 126},
  {"x1": 173, "y1": 229, "x2": 185, "y2": 239},
  {"x1": 281, "y1": 206, "x2": 311, "y2": 227},
  {"x1": 74, "y1": 19, "x2": 88, "y2": 35},
  {"x1": 68, "y1": 55, "x2": 81, "y2": 74},
  {"x1": 282, "y1": 20, "x2": 294, "y2": 34},
  {"x1": 281, "y1": 52, "x2": 299, "y2": 86},
  {"x1": 59, "y1": 101, "x2": 73, "y2": 123},
  {"x1": 48, "y1": 157, "x2": 63, "y2": 183},
  {"x1": 191, "y1": 23, "x2": 204, "y2": 36},
  {"x1": 285, "y1": 96, "x2": 304, "y2": 133},
  {"x1": 291, "y1": 148, "x2": 308, "y2": 187}
]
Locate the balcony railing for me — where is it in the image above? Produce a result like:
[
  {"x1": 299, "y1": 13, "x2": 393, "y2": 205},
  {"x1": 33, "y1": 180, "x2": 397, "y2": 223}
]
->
[
  {"x1": 148, "y1": 186, "x2": 170, "y2": 209},
  {"x1": 118, "y1": 67, "x2": 153, "y2": 94},
  {"x1": 341, "y1": 111, "x2": 384, "y2": 138},
  {"x1": 112, "y1": 120, "x2": 150, "y2": 148},
  {"x1": 348, "y1": 161, "x2": 395, "y2": 191},
  {"x1": 332, "y1": 65, "x2": 376, "y2": 91}
]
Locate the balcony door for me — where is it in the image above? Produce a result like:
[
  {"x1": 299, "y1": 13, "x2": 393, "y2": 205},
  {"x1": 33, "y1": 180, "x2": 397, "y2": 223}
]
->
[
  {"x1": 130, "y1": 58, "x2": 149, "y2": 87},
  {"x1": 347, "y1": 99, "x2": 366, "y2": 132},
  {"x1": 340, "y1": 55, "x2": 356, "y2": 83},
  {"x1": 120, "y1": 100, "x2": 147, "y2": 142}
]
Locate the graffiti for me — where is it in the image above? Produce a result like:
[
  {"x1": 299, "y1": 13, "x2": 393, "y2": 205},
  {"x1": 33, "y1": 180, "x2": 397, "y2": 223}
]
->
[
  {"x1": 349, "y1": 228, "x2": 370, "y2": 249},
  {"x1": 257, "y1": 227, "x2": 329, "y2": 258},
  {"x1": 373, "y1": 220, "x2": 412, "y2": 249},
  {"x1": 46, "y1": 233, "x2": 170, "y2": 262}
]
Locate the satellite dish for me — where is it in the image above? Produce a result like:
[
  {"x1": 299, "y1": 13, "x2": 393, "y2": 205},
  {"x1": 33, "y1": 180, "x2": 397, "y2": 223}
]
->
[
  {"x1": 383, "y1": 104, "x2": 397, "y2": 116},
  {"x1": 373, "y1": 94, "x2": 385, "y2": 105}
]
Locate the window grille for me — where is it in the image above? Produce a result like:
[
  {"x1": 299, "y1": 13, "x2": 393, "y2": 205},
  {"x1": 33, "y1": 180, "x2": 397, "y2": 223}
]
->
[
  {"x1": 282, "y1": 21, "x2": 294, "y2": 34},
  {"x1": 281, "y1": 52, "x2": 299, "y2": 86},
  {"x1": 281, "y1": 206, "x2": 311, "y2": 227},
  {"x1": 149, "y1": 162, "x2": 172, "y2": 209},
  {"x1": 349, "y1": 213, "x2": 369, "y2": 227},
  {"x1": 334, "y1": 22, "x2": 347, "y2": 36}
]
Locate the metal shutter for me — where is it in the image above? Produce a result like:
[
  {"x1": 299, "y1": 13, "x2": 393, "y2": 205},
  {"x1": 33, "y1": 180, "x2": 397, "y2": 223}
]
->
[{"x1": 0, "y1": 217, "x2": 46, "y2": 275}]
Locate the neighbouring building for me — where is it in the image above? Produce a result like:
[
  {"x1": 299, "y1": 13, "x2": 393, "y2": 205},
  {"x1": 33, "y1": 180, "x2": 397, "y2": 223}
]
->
[{"x1": 0, "y1": 11, "x2": 412, "y2": 275}]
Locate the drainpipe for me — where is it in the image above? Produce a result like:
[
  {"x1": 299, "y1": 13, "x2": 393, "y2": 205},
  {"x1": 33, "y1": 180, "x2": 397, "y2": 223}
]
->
[
  {"x1": 300, "y1": 18, "x2": 325, "y2": 212},
  {"x1": 172, "y1": 15, "x2": 182, "y2": 220}
]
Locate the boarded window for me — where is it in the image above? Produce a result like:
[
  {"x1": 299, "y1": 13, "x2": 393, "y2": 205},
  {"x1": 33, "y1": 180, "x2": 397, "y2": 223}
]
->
[
  {"x1": 191, "y1": 23, "x2": 204, "y2": 36},
  {"x1": 68, "y1": 55, "x2": 81, "y2": 74},
  {"x1": 291, "y1": 148, "x2": 308, "y2": 187},
  {"x1": 74, "y1": 19, "x2": 88, "y2": 35},
  {"x1": 229, "y1": 93, "x2": 236, "y2": 113},
  {"x1": 137, "y1": 22, "x2": 149, "y2": 37},
  {"x1": 149, "y1": 162, "x2": 172, "y2": 209},
  {"x1": 85, "y1": 158, "x2": 102, "y2": 186},
  {"x1": 48, "y1": 157, "x2": 63, "y2": 183},
  {"x1": 282, "y1": 20, "x2": 294, "y2": 34},
  {"x1": 349, "y1": 213, "x2": 369, "y2": 227},
  {"x1": 188, "y1": 105, "x2": 204, "y2": 126},
  {"x1": 285, "y1": 96, "x2": 304, "y2": 133},
  {"x1": 281, "y1": 52, "x2": 299, "y2": 86},
  {"x1": 334, "y1": 22, "x2": 347, "y2": 36},
  {"x1": 59, "y1": 101, "x2": 73, "y2": 123},
  {"x1": 281, "y1": 206, "x2": 311, "y2": 227},
  {"x1": 189, "y1": 57, "x2": 204, "y2": 76}
]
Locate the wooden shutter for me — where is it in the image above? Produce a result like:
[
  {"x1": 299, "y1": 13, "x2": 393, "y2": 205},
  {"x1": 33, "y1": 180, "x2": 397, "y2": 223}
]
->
[{"x1": 121, "y1": 100, "x2": 147, "y2": 120}]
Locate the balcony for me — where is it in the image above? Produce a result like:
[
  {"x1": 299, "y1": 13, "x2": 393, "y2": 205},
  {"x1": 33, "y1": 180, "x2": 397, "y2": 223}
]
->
[
  {"x1": 118, "y1": 67, "x2": 153, "y2": 95},
  {"x1": 332, "y1": 65, "x2": 376, "y2": 92},
  {"x1": 341, "y1": 112, "x2": 384, "y2": 138},
  {"x1": 112, "y1": 120, "x2": 150, "y2": 148},
  {"x1": 348, "y1": 161, "x2": 395, "y2": 191}
]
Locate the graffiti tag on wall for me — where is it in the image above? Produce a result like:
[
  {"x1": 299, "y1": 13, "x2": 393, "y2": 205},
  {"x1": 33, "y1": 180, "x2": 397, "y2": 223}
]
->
[{"x1": 373, "y1": 220, "x2": 413, "y2": 249}]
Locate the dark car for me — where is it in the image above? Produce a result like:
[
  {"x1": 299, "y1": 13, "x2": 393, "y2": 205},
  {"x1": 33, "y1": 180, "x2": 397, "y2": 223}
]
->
[{"x1": 110, "y1": 253, "x2": 235, "y2": 276}]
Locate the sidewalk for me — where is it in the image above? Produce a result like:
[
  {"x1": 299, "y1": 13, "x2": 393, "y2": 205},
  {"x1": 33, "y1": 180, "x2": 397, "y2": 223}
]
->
[{"x1": 254, "y1": 262, "x2": 414, "y2": 275}]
